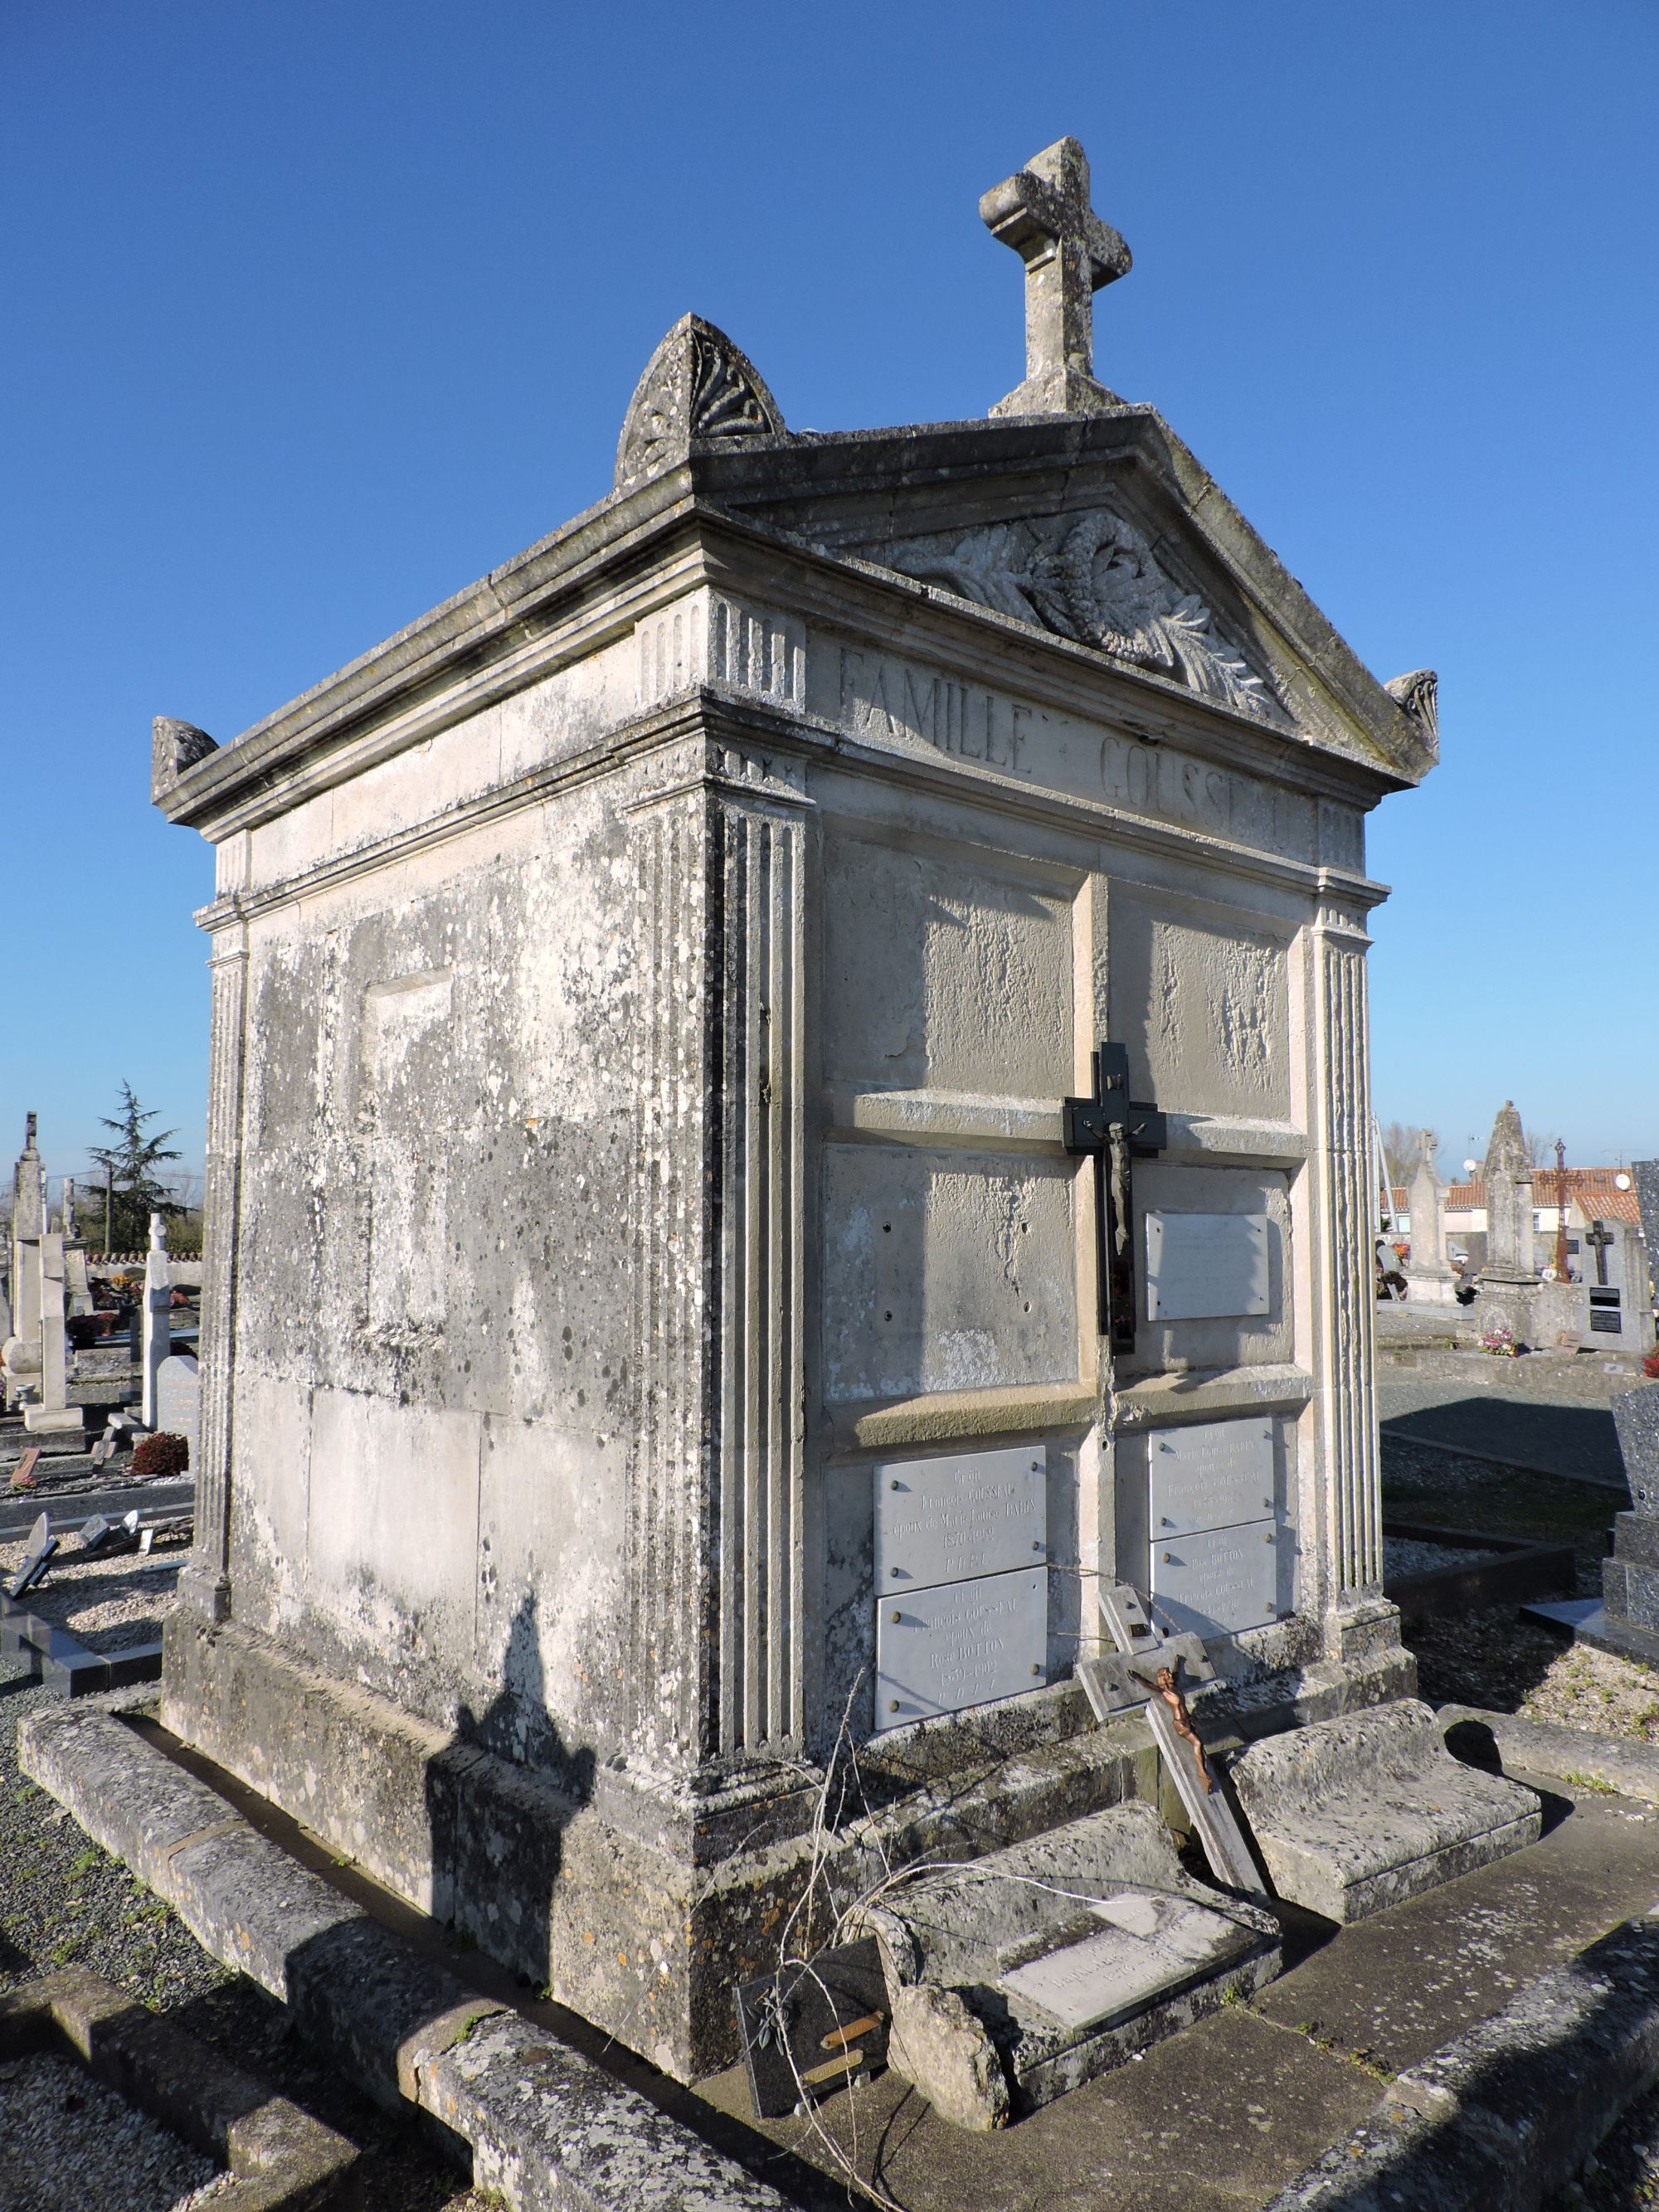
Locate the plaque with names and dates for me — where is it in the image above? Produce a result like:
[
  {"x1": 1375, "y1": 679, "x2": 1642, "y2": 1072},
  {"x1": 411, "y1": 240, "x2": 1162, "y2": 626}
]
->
[
  {"x1": 876, "y1": 1566, "x2": 1047, "y2": 1726},
  {"x1": 1151, "y1": 1521, "x2": 1279, "y2": 1638},
  {"x1": 1144, "y1": 1213, "x2": 1270, "y2": 1322},
  {"x1": 1149, "y1": 1420, "x2": 1276, "y2": 1539},
  {"x1": 874, "y1": 1444, "x2": 1047, "y2": 1593}
]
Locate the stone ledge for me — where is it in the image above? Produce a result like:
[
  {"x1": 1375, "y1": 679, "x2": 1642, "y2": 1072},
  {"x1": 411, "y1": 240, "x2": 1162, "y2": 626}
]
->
[
  {"x1": 1264, "y1": 1911, "x2": 1659, "y2": 2210},
  {"x1": 0, "y1": 1963, "x2": 358, "y2": 2210},
  {"x1": 1438, "y1": 1704, "x2": 1659, "y2": 1805},
  {"x1": 17, "y1": 1704, "x2": 788, "y2": 2212}
]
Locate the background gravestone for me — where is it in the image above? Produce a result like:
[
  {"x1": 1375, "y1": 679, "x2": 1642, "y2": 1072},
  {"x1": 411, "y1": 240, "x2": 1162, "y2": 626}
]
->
[
  {"x1": 1593, "y1": 1160, "x2": 1659, "y2": 1664},
  {"x1": 153, "y1": 1356, "x2": 200, "y2": 1466}
]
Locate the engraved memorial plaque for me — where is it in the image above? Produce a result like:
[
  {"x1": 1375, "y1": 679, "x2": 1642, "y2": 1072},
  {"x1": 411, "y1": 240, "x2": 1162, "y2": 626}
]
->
[
  {"x1": 874, "y1": 1444, "x2": 1046, "y2": 1592},
  {"x1": 1151, "y1": 1521, "x2": 1279, "y2": 1638},
  {"x1": 997, "y1": 1892, "x2": 1258, "y2": 2030},
  {"x1": 876, "y1": 1566, "x2": 1047, "y2": 1726},
  {"x1": 1149, "y1": 1420, "x2": 1276, "y2": 1539},
  {"x1": 1145, "y1": 1213, "x2": 1269, "y2": 1322}
]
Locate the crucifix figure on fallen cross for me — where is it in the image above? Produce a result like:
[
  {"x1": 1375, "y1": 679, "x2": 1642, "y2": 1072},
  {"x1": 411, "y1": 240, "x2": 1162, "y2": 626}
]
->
[
  {"x1": 980, "y1": 135, "x2": 1131, "y2": 417},
  {"x1": 1063, "y1": 1041, "x2": 1166, "y2": 1351},
  {"x1": 1585, "y1": 1219, "x2": 1615, "y2": 1287}
]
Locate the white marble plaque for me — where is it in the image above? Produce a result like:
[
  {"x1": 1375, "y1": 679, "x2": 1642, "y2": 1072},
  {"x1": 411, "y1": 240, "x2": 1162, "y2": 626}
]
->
[
  {"x1": 876, "y1": 1566, "x2": 1046, "y2": 1726},
  {"x1": 1151, "y1": 1520, "x2": 1279, "y2": 1638},
  {"x1": 1150, "y1": 1421, "x2": 1275, "y2": 1539},
  {"x1": 997, "y1": 1893, "x2": 1254, "y2": 2030},
  {"x1": 874, "y1": 1444, "x2": 1046, "y2": 1592},
  {"x1": 1144, "y1": 1213, "x2": 1269, "y2": 1321}
]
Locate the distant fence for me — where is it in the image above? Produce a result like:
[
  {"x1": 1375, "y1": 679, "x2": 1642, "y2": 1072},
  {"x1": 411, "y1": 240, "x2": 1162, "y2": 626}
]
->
[{"x1": 86, "y1": 1252, "x2": 203, "y2": 1266}]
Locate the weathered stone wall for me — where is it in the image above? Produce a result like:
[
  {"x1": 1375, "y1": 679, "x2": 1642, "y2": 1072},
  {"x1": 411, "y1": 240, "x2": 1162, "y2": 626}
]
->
[{"x1": 227, "y1": 771, "x2": 637, "y2": 1778}]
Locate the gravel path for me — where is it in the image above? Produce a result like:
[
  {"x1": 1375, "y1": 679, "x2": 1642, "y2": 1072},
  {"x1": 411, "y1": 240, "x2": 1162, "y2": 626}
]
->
[
  {"x1": 0, "y1": 2050, "x2": 221, "y2": 2212},
  {"x1": 0, "y1": 1526, "x2": 183, "y2": 1653},
  {"x1": 1383, "y1": 1534, "x2": 1499, "y2": 1579},
  {"x1": 0, "y1": 1662, "x2": 490, "y2": 2210}
]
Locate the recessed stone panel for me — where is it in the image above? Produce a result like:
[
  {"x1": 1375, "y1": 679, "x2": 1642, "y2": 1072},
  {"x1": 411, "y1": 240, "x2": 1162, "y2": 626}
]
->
[
  {"x1": 820, "y1": 834, "x2": 1074, "y2": 1098},
  {"x1": 1145, "y1": 1213, "x2": 1269, "y2": 1322},
  {"x1": 822, "y1": 1147, "x2": 1077, "y2": 1403},
  {"x1": 874, "y1": 1444, "x2": 1047, "y2": 1592},
  {"x1": 1110, "y1": 897, "x2": 1290, "y2": 1118},
  {"x1": 1149, "y1": 1421, "x2": 1276, "y2": 1539},
  {"x1": 876, "y1": 1566, "x2": 1047, "y2": 1725},
  {"x1": 1151, "y1": 1520, "x2": 1279, "y2": 1639}
]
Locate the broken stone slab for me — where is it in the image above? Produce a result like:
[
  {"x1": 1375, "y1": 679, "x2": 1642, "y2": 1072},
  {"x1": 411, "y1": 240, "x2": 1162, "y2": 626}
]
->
[
  {"x1": 1438, "y1": 1704, "x2": 1659, "y2": 1806},
  {"x1": 849, "y1": 1800, "x2": 1280, "y2": 2122},
  {"x1": 18, "y1": 1704, "x2": 787, "y2": 2212},
  {"x1": 1263, "y1": 1910, "x2": 1659, "y2": 2211},
  {"x1": 1230, "y1": 1698, "x2": 1541, "y2": 1923}
]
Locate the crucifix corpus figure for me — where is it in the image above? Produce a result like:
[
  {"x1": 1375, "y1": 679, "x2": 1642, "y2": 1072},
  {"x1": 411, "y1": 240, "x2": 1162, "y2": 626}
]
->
[
  {"x1": 1150, "y1": 1665, "x2": 1214, "y2": 1792},
  {"x1": 980, "y1": 134, "x2": 1131, "y2": 417}
]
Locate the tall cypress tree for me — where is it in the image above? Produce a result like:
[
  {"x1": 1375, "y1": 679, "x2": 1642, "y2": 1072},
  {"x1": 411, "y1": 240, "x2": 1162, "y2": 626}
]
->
[{"x1": 87, "y1": 1083, "x2": 185, "y2": 1251}]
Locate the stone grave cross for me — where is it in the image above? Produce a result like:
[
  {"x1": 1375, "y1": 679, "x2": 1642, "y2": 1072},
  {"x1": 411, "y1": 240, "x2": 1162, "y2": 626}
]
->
[
  {"x1": 980, "y1": 135, "x2": 1131, "y2": 416},
  {"x1": 1585, "y1": 1220, "x2": 1615, "y2": 1287},
  {"x1": 1063, "y1": 1040, "x2": 1166, "y2": 1349},
  {"x1": 142, "y1": 1213, "x2": 172, "y2": 1430}
]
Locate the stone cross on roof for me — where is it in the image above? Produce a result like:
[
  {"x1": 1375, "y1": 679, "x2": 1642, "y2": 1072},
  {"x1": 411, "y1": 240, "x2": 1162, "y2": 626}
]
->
[{"x1": 980, "y1": 136, "x2": 1131, "y2": 419}]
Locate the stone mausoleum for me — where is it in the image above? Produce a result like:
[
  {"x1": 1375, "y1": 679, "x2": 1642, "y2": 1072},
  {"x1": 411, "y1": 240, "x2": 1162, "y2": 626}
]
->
[{"x1": 154, "y1": 141, "x2": 1442, "y2": 2081}]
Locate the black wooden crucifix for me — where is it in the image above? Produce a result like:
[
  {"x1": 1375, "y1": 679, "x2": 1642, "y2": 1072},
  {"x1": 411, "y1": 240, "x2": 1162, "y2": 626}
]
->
[
  {"x1": 1584, "y1": 1219, "x2": 1615, "y2": 1287},
  {"x1": 1063, "y1": 1042, "x2": 1166, "y2": 1350}
]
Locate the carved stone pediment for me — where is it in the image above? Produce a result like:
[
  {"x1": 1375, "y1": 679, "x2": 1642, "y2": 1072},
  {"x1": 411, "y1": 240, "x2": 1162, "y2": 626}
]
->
[
  {"x1": 835, "y1": 509, "x2": 1291, "y2": 727},
  {"x1": 615, "y1": 314, "x2": 786, "y2": 495}
]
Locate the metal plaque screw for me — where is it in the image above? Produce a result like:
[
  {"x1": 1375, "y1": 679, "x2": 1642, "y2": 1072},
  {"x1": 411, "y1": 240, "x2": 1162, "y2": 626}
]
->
[
  {"x1": 890, "y1": 1568, "x2": 902, "y2": 1578},
  {"x1": 1033, "y1": 1540, "x2": 1044, "y2": 1552},
  {"x1": 890, "y1": 1611, "x2": 901, "y2": 1624},
  {"x1": 1263, "y1": 1533, "x2": 1273, "y2": 1544},
  {"x1": 891, "y1": 1479, "x2": 901, "y2": 1490},
  {"x1": 1162, "y1": 1551, "x2": 1173, "y2": 1563},
  {"x1": 1031, "y1": 1664, "x2": 1043, "y2": 1676},
  {"x1": 888, "y1": 1700, "x2": 900, "y2": 1713}
]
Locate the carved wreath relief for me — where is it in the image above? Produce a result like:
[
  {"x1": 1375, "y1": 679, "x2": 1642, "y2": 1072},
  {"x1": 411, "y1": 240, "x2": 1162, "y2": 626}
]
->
[{"x1": 854, "y1": 511, "x2": 1289, "y2": 727}]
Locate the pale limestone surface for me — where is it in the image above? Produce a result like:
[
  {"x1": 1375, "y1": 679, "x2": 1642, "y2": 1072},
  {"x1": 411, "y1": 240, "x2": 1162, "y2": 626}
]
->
[
  {"x1": 150, "y1": 143, "x2": 1437, "y2": 2080},
  {"x1": 1232, "y1": 1699, "x2": 1541, "y2": 1923}
]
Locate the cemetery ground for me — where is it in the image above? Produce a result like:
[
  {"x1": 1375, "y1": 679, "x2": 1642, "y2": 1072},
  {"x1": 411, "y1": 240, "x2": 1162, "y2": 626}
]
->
[{"x1": 4, "y1": 1402, "x2": 1659, "y2": 2208}]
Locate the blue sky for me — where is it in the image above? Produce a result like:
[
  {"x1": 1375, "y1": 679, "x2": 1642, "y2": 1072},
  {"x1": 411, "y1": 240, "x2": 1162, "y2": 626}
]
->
[{"x1": 3, "y1": 0, "x2": 1655, "y2": 1192}]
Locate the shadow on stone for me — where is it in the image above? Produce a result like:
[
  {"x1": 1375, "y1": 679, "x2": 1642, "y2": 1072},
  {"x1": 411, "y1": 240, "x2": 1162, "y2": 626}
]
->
[
  {"x1": 423, "y1": 1592, "x2": 596, "y2": 1984},
  {"x1": 1273, "y1": 1914, "x2": 1659, "y2": 2210}
]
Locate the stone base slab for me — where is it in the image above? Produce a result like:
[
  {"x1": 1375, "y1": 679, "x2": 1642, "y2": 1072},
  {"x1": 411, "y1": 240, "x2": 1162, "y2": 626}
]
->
[
  {"x1": 17, "y1": 1701, "x2": 787, "y2": 2212},
  {"x1": 21, "y1": 1405, "x2": 85, "y2": 1434},
  {"x1": 162, "y1": 1609, "x2": 1421, "y2": 2077},
  {"x1": 1266, "y1": 1913, "x2": 1659, "y2": 2211},
  {"x1": 1437, "y1": 1704, "x2": 1659, "y2": 1805},
  {"x1": 161, "y1": 1611, "x2": 1162, "y2": 2079},
  {"x1": 1231, "y1": 1699, "x2": 1542, "y2": 1923}
]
